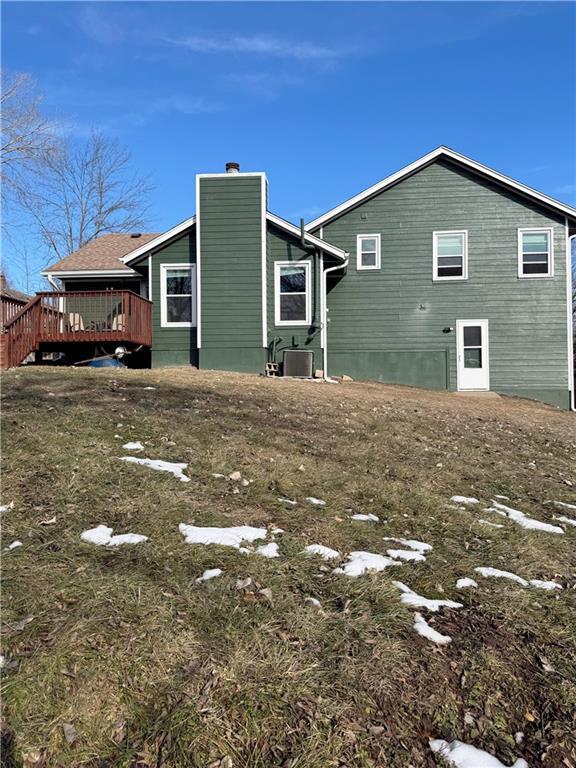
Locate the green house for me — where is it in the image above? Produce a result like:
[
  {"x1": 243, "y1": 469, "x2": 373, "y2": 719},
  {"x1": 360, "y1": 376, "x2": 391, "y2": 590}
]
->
[{"x1": 39, "y1": 147, "x2": 576, "y2": 409}]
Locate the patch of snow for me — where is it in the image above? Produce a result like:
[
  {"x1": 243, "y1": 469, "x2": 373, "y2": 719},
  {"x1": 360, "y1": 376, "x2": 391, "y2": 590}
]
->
[
  {"x1": 413, "y1": 613, "x2": 452, "y2": 645},
  {"x1": 119, "y1": 456, "x2": 190, "y2": 482},
  {"x1": 0, "y1": 502, "x2": 14, "y2": 513},
  {"x1": 386, "y1": 549, "x2": 426, "y2": 562},
  {"x1": 5, "y1": 541, "x2": 22, "y2": 551},
  {"x1": 179, "y1": 523, "x2": 267, "y2": 548},
  {"x1": 333, "y1": 551, "x2": 401, "y2": 577},
  {"x1": 303, "y1": 544, "x2": 341, "y2": 560},
  {"x1": 212, "y1": 473, "x2": 226, "y2": 479},
  {"x1": 478, "y1": 519, "x2": 504, "y2": 528},
  {"x1": 228, "y1": 471, "x2": 242, "y2": 481},
  {"x1": 456, "y1": 578, "x2": 478, "y2": 589},
  {"x1": 487, "y1": 500, "x2": 563, "y2": 534},
  {"x1": 554, "y1": 515, "x2": 576, "y2": 527},
  {"x1": 278, "y1": 497, "x2": 297, "y2": 506},
  {"x1": 393, "y1": 582, "x2": 463, "y2": 611},
  {"x1": 195, "y1": 568, "x2": 222, "y2": 584},
  {"x1": 122, "y1": 441, "x2": 144, "y2": 451},
  {"x1": 351, "y1": 513, "x2": 379, "y2": 522},
  {"x1": 529, "y1": 579, "x2": 562, "y2": 591},
  {"x1": 0, "y1": 655, "x2": 4, "y2": 668},
  {"x1": 474, "y1": 567, "x2": 528, "y2": 587},
  {"x1": 80, "y1": 525, "x2": 148, "y2": 546},
  {"x1": 107, "y1": 533, "x2": 149, "y2": 546},
  {"x1": 143, "y1": 386, "x2": 156, "y2": 390},
  {"x1": 494, "y1": 495, "x2": 510, "y2": 500},
  {"x1": 450, "y1": 495, "x2": 479, "y2": 505},
  {"x1": 383, "y1": 537, "x2": 432, "y2": 553},
  {"x1": 255, "y1": 542, "x2": 280, "y2": 558},
  {"x1": 429, "y1": 738, "x2": 528, "y2": 767},
  {"x1": 270, "y1": 527, "x2": 284, "y2": 535},
  {"x1": 550, "y1": 500, "x2": 576, "y2": 511},
  {"x1": 304, "y1": 597, "x2": 323, "y2": 609},
  {"x1": 306, "y1": 497, "x2": 326, "y2": 506}
]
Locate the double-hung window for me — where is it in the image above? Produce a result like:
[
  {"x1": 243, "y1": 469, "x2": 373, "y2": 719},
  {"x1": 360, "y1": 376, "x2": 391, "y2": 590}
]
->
[
  {"x1": 518, "y1": 228, "x2": 553, "y2": 277},
  {"x1": 160, "y1": 264, "x2": 196, "y2": 327},
  {"x1": 274, "y1": 261, "x2": 311, "y2": 326},
  {"x1": 356, "y1": 234, "x2": 381, "y2": 270},
  {"x1": 433, "y1": 231, "x2": 468, "y2": 281}
]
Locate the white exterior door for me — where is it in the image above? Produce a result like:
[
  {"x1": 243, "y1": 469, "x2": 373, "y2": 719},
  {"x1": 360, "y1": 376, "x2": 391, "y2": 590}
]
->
[{"x1": 456, "y1": 320, "x2": 489, "y2": 391}]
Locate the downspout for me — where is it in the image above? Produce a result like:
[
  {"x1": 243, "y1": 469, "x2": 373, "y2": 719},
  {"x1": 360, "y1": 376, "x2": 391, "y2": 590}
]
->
[
  {"x1": 46, "y1": 273, "x2": 60, "y2": 291},
  {"x1": 568, "y1": 229, "x2": 575, "y2": 411},
  {"x1": 322, "y1": 255, "x2": 349, "y2": 382}
]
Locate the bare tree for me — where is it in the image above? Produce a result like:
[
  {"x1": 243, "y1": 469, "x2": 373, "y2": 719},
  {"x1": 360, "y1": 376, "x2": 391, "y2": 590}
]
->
[{"x1": 15, "y1": 131, "x2": 152, "y2": 262}]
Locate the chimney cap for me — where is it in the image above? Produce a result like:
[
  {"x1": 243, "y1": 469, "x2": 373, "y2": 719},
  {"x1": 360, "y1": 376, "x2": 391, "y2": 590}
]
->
[
  {"x1": 226, "y1": 162, "x2": 240, "y2": 174},
  {"x1": 130, "y1": 232, "x2": 142, "y2": 238}
]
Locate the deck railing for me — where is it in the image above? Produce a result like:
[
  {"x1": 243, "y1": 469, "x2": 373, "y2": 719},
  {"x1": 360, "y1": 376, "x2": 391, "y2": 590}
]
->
[{"x1": 3, "y1": 290, "x2": 152, "y2": 368}]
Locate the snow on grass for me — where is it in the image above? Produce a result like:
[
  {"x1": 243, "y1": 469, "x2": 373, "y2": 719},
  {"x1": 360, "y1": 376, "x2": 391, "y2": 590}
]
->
[
  {"x1": 119, "y1": 456, "x2": 190, "y2": 482},
  {"x1": 413, "y1": 613, "x2": 452, "y2": 645},
  {"x1": 5, "y1": 541, "x2": 22, "y2": 551},
  {"x1": 393, "y1": 582, "x2": 463, "y2": 611},
  {"x1": 554, "y1": 515, "x2": 576, "y2": 527},
  {"x1": 80, "y1": 525, "x2": 148, "y2": 547},
  {"x1": 0, "y1": 502, "x2": 14, "y2": 513},
  {"x1": 304, "y1": 597, "x2": 323, "y2": 610},
  {"x1": 382, "y1": 537, "x2": 432, "y2": 553},
  {"x1": 474, "y1": 567, "x2": 529, "y2": 587},
  {"x1": 143, "y1": 386, "x2": 156, "y2": 390},
  {"x1": 306, "y1": 497, "x2": 326, "y2": 506},
  {"x1": 351, "y1": 513, "x2": 379, "y2": 522},
  {"x1": 303, "y1": 544, "x2": 341, "y2": 560},
  {"x1": 278, "y1": 497, "x2": 297, "y2": 506},
  {"x1": 386, "y1": 549, "x2": 426, "y2": 562},
  {"x1": 528, "y1": 579, "x2": 562, "y2": 591},
  {"x1": 450, "y1": 495, "x2": 479, "y2": 505},
  {"x1": 178, "y1": 523, "x2": 267, "y2": 548},
  {"x1": 254, "y1": 542, "x2": 280, "y2": 558},
  {"x1": 456, "y1": 578, "x2": 478, "y2": 589},
  {"x1": 549, "y1": 500, "x2": 576, "y2": 511},
  {"x1": 486, "y1": 500, "x2": 564, "y2": 534},
  {"x1": 195, "y1": 568, "x2": 223, "y2": 584},
  {"x1": 478, "y1": 519, "x2": 504, "y2": 528},
  {"x1": 122, "y1": 441, "x2": 144, "y2": 451},
  {"x1": 333, "y1": 551, "x2": 401, "y2": 577},
  {"x1": 429, "y1": 738, "x2": 528, "y2": 767}
]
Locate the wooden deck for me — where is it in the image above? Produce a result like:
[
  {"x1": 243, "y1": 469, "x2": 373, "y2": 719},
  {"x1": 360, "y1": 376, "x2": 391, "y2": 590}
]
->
[{"x1": 2, "y1": 291, "x2": 152, "y2": 368}]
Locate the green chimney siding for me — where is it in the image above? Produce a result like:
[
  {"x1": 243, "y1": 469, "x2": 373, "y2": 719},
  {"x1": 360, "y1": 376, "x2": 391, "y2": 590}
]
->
[
  {"x1": 149, "y1": 231, "x2": 197, "y2": 368},
  {"x1": 266, "y1": 223, "x2": 323, "y2": 371},
  {"x1": 318, "y1": 159, "x2": 570, "y2": 408},
  {"x1": 198, "y1": 174, "x2": 266, "y2": 372}
]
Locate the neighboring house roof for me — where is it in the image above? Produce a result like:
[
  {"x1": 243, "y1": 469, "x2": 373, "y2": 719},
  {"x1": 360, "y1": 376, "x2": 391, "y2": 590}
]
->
[
  {"x1": 43, "y1": 233, "x2": 160, "y2": 276},
  {"x1": 0, "y1": 276, "x2": 30, "y2": 303},
  {"x1": 305, "y1": 146, "x2": 576, "y2": 231}
]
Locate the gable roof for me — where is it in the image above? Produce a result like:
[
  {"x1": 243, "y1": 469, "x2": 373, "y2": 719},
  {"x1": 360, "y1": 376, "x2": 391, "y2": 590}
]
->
[
  {"x1": 122, "y1": 216, "x2": 196, "y2": 265},
  {"x1": 44, "y1": 233, "x2": 160, "y2": 276},
  {"x1": 0, "y1": 280, "x2": 30, "y2": 303},
  {"x1": 305, "y1": 146, "x2": 576, "y2": 231},
  {"x1": 266, "y1": 212, "x2": 348, "y2": 260}
]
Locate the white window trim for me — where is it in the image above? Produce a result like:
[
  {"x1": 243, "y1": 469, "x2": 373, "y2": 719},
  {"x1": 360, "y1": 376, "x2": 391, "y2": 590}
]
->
[
  {"x1": 517, "y1": 227, "x2": 554, "y2": 279},
  {"x1": 433, "y1": 230, "x2": 468, "y2": 282},
  {"x1": 274, "y1": 260, "x2": 311, "y2": 327},
  {"x1": 356, "y1": 233, "x2": 381, "y2": 271},
  {"x1": 160, "y1": 263, "x2": 196, "y2": 328}
]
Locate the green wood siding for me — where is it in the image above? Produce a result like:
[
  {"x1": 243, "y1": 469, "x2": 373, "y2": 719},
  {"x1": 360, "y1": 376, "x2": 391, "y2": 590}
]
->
[
  {"x1": 266, "y1": 224, "x2": 323, "y2": 371},
  {"x1": 149, "y1": 232, "x2": 197, "y2": 367},
  {"x1": 199, "y1": 175, "x2": 265, "y2": 372},
  {"x1": 319, "y1": 159, "x2": 570, "y2": 408}
]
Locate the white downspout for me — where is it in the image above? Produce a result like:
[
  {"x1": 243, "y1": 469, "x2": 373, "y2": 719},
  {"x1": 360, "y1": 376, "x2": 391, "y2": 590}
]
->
[
  {"x1": 567, "y1": 226, "x2": 575, "y2": 411},
  {"x1": 322, "y1": 256, "x2": 349, "y2": 381},
  {"x1": 46, "y1": 273, "x2": 60, "y2": 291}
]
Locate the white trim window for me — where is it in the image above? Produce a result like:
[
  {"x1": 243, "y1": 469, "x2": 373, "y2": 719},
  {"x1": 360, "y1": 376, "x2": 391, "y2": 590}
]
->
[
  {"x1": 356, "y1": 234, "x2": 381, "y2": 270},
  {"x1": 433, "y1": 230, "x2": 468, "y2": 281},
  {"x1": 160, "y1": 263, "x2": 196, "y2": 327},
  {"x1": 518, "y1": 228, "x2": 553, "y2": 278},
  {"x1": 274, "y1": 261, "x2": 311, "y2": 326}
]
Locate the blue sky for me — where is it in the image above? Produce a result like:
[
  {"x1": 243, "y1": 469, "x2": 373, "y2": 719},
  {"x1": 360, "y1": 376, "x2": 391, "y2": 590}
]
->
[{"x1": 3, "y1": 1, "x2": 575, "y2": 285}]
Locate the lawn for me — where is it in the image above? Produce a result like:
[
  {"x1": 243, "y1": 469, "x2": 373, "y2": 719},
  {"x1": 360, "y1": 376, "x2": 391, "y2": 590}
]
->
[{"x1": 1, "y1": 367, "x2": 575, "y2": 768}]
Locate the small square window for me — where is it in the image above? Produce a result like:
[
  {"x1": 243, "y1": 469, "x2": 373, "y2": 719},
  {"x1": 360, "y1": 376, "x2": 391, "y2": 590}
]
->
[
  {"x1": 356, "y1": 234, "x2": 381, "y2": 271},
  {"x1": 433, "y1": 231, "x2": 468, "y2": 281},
  {"x1": 518, "y1": 229, "x2": 553, "y2": 278}
]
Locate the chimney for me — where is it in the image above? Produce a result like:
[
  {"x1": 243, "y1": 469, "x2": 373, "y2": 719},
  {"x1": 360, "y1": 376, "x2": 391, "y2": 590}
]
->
[
  {"x1": 0, "y1": 273, "x2": 7, "y2": 290},
  {"x1": 225, "y1": 162, "x2": 240, "y2": 174}
]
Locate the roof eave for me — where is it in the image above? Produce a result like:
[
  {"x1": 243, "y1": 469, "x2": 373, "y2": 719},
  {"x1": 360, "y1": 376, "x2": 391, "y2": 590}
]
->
[
  {"x1": 122, "y1": 216, "x2": 196, "y2": 265},
  {"x1": 266, "y1": 212, "x2": 348, "y2": 261}
]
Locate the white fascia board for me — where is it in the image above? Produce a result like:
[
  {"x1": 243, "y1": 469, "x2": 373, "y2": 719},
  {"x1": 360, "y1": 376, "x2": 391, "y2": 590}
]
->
[
  {"x1": 122, "y1": 216, "x2": 196, "y2": 265},
  {"x1": 196, "y1": 171, "x2": 268, "y2": 181},
  {"x1": 305, "y1": 146, "x2": 576, "y2": 231},
  {"x1": 41, "y1": 268, "x2": 138, "y2": 277},
  {"x1": 266, "y1": 212, "x2": 348, "y2": 261}
]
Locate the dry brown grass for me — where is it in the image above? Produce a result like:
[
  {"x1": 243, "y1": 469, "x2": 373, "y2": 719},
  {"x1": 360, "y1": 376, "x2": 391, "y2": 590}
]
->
[{"x1": 1, "y1": 367, "x2": 576, "y2": 767}]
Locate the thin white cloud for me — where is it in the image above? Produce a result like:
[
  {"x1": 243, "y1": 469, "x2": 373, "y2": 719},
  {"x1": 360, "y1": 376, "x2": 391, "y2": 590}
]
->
[{"x1": 167, "y1": 34, "x2": 342, "y2": 61}]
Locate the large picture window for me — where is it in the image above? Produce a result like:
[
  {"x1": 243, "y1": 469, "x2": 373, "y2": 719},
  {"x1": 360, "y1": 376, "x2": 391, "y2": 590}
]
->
[
  {"x1": 160, "y1": 264, "x2": 196, "y2": 327},
  {"x1": 518, "y1": 228, "x2": 553, "y2": 277},
  {"x1": 274, "y1": 261, "x2": 311, "y2": 326},
  {"x1": 433, "y1": 231, "x2": 468, "y2": 281}
]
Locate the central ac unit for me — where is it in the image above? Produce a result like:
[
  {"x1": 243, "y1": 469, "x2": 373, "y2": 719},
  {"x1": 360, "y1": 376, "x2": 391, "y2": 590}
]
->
[{"x1": 283, "y1": 349, "x2": 314, "y2": 378}]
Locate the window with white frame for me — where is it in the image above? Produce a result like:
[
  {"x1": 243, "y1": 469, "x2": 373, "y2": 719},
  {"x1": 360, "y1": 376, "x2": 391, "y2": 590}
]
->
[
  {"x1": 356, "y1": 234, "x2": 381, "y2": 270},
  {"x1": 518, "y1": 228, "x2": 553, "y2": 277},
  {"x1": 160, "y1": 264, "x2": 196, "y2": 327},
  {"x1": 433, "y1": 231, "x2": 468, "y2": 280},
  {"x1": 274, "y1": 261, "x2": 310, "y2": 326}
]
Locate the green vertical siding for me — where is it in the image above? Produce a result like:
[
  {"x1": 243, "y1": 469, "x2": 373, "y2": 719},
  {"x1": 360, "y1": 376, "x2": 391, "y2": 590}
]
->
[
  {"x1": 319, "y1": 159, "x2": 570, "y2": 408},
  {"x1": 199, "y1": 175, "x2": 265, "y2": 372},
  {"x1": 266, "y1": 224, "x2": 323, "y2": 372},
  {"x1": 149, "y1": 232, "x2": 197, "y2": 367}
]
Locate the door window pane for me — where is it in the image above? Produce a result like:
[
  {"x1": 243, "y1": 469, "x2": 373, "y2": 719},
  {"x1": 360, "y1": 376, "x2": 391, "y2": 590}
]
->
[
  {"x1": 463, "y1": 326, "x2": 482, "y2": 347},
  {"x1": 464, "y1": 348, "x2": 482, "y2": 368}
]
